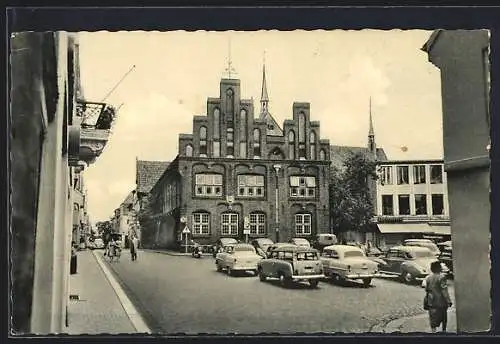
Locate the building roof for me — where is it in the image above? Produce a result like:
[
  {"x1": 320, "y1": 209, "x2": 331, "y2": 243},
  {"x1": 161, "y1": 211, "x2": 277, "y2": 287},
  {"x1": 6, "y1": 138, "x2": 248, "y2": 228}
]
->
[
  {"x1": 121, "y1": 191, "x2": 134, "y2": 206},
  {"x1": 421, "y1": 30, "x2": 443, "y2": 53},
  {"x1": 329, "y1": 145, "x2": 388, "y2": 170},
  {"x1": 136, "y1": 160, "x2": 170, "y2": 194}
]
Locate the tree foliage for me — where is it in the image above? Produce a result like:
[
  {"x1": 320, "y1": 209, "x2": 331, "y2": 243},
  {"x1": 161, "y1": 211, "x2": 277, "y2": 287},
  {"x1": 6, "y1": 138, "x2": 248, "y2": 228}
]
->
[
  {"x1": 137, "y1": 195, "x2": 156, "y2": 247},
  {"x1": 329, "y1": 152, "x2": 378, "y2": 234}
]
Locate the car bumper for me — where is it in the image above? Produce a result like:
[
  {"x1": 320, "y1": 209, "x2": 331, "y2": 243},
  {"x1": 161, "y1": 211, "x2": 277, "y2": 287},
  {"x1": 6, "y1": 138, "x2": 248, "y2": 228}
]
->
[
  {"x1": 345, "y1": 273, "x2": 376, "y2": 279},
  {"x1": 232, "y1": 266, "x2": 258, "y2": 271},
  {"x1": 291, "y1": 274, "x2": 325, "y2": 281}
]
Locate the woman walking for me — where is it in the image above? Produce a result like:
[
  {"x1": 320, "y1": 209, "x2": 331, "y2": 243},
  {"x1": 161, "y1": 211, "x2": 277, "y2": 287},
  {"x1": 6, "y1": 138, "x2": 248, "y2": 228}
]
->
[{"x1": 424, "y1": 261, "x2": 453, "y2": 332}]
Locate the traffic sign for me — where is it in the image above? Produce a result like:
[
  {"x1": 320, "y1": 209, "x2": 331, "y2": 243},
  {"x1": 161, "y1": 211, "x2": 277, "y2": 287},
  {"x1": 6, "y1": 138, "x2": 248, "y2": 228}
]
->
[
  {"x1": 182, "y1": 226, "x2": 191, "y2": 234},
  {"x1": 180, "y1": 216, "x2": 187, "y2": 223},
  {"x1": 243, "y1": 229, "x2": 250, "y2": 235}
]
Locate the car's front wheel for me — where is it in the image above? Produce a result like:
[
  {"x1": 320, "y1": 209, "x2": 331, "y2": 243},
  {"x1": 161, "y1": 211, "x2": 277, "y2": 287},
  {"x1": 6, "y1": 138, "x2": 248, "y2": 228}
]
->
[
  {"x1": 309, "y1": 279, "x2": 319, "y2": 288},
  {"x1": 258, "y1": 268, "x2": 266, "y2": 282},
  {"x1": 279, "y1": 272, "x2": 292, "y2": 288},
  {"x1": 362, "y1": 278, "x2": 372, "y2": 287},
  {"x1": 401, "y1": 271, "x2": 414, "y2": 284}
]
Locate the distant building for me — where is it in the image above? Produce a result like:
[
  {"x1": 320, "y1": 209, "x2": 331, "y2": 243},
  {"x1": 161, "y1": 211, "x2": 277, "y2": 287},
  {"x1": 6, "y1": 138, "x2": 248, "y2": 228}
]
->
[
  {"x1": 147, "y1": 64, "x2": 331, "y2": 249},
  {"x1": 375, "y1": 159, "x2": 451, "y2": 247}
]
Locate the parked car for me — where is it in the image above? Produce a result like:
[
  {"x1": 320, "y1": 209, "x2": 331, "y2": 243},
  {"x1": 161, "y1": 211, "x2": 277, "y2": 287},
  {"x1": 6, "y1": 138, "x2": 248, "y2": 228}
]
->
[
  {"x1": 265, "y1": 242, "x2": 298, "y2": 258},
  {"x1": 257, "y1": 246, "x2": 324, "y2": 288},
  {"x1": 437, "y1": 240, "x2": 452, "y2": 252},
  {"x1": 438, "y1": 245, "x2": 453, "y2": 277},
  {"x1": 251, "y1": 238, "x2": 274, "y2": 257},
  {"x1": 93, "y1": 238, "x2": 105, "y2": 249},
  {"x1": 87, "y1": 241, "x2": 96, "y2": 250},
  {"x1": 212, "y1": 237, "x2": 239, "y2": 258},
  {"x1": 289, "y1": 238, "x2": 311, "y2": 248},
  {"x1": 378, "y1": 246, "x2": 449, "y2": 284},
  {"x1": 365, "y1": 246, "x2": 387, "y2": 266},
  {"x1": 402, "y1": 239, "x2": 441, "y2": 257},
  {"x1": 311, "y1": 233, "x2": 338, "y2": 252},
  {"x1": 215, "y1": 243, "x2": 262, "y2": 276},
  {"x1": 320, "y1": 245, "x2": 378, "y2": 287}
]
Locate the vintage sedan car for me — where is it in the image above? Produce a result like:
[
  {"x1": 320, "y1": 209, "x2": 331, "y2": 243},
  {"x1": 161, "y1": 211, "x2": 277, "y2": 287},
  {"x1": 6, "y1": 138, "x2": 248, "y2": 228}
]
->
[
  {"x1": 311, "y1": 233, "x2": 338, "y2": 252},
  {"x1": 438, "y1": 245, "x2": 453, "y2": 277},
  {"x1": 320, "y1": 245, "x2": 378, "y2": 287},
  {"x1": 257, "y1": 246, "x2": 324, "y2": 288},
  {"x1": 290, "y1": 237, "x2": 311, "y2": 248},
  {"x1": 403, "y1": 239, "x2": 441, "y2": 257},
  {"x1": 378, "y1": 246, "x2": 449, "y2": 284},
  {"x1": 93, "y1": 238, "x2": 105, "y2": 249},
  {"x1": 212, "y1": 237, "x2": 239, "y2": 257},
  {"x1": 215, "y1": 243, "x2": 262, "y2": 276},
  {"x1": 251, "y1": 238, "x2": 275, "y2": 257},
  {"x1": 265, "y1": 242, "x2": 298, "y2": 257}
]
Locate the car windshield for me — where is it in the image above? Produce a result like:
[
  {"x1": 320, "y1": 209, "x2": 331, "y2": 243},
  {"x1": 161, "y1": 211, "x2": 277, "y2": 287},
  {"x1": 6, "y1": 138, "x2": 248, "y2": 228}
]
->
[
  {"x1": 344, "y1": 250, "x2": 364, "y2": 258},
  {"x1": 233, "y1": 245, "x2": 255, "y2": 253},
  {"x1": 295, "y1": 252, "x2": 318, "y2": 261},
  {"x1": 221, "y1": 238, "x2": 238, "y2": 245},
  {"x1": 258, "y1": 239, "x2": 274, "y2": 245},
  {"x1": 408, "y1": 250, "x2": 433, "y2": 258}
]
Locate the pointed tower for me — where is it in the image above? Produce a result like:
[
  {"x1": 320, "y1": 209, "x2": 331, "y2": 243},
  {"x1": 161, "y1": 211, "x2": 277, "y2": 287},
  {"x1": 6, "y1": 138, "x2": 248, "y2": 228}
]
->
[
  {"x1": 368, "y1": 97, "x2": 377, "y2": 159},
  {"x1": 260, "y1": 63, "x2": 269, "y2": 117},
  {"x1": 259, "y1": 57, "x2": 283, "y2": 136}
]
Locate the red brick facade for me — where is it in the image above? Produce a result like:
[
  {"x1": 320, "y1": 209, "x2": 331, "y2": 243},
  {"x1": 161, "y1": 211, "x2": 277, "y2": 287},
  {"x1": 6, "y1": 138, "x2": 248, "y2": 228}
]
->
[{"x1": 148, "y1": 77, "x2": 331, "y2": 248}]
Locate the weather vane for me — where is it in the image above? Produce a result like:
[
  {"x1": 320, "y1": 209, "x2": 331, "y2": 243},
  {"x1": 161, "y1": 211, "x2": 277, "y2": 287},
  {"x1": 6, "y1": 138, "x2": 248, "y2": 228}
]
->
[{"x1": 225, "y1": 38, "x2": 236, "y2": 78}]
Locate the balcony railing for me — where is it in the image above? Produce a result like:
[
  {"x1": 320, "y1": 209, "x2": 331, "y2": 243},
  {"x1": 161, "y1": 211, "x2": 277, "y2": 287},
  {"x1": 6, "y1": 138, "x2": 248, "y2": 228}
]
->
[{"x1": 375, "y1": 215, "x2": 450, "y2": 223}]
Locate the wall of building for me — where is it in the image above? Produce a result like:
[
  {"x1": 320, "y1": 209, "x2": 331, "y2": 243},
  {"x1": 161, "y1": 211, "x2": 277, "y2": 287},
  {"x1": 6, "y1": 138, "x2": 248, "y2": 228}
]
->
[
  {"x1": 10, "y1": 32, "x2": 47, "y2": 333},
  {"x1": 425, "y1": 29, "x2": 491, "y2": 332}
]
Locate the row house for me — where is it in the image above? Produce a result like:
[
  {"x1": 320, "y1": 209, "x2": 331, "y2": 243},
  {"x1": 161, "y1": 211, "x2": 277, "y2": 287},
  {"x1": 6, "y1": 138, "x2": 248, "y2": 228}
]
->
[
  {"x1": 147, "y1": 66, "x2": 331, "y2": 248},
  {"x1": 10, "y1": 32, "x2": 117, "y2": 333}
]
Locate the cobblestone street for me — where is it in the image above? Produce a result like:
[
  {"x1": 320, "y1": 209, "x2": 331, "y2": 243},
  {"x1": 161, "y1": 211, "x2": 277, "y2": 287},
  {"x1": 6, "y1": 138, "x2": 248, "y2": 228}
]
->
[{"x1": 103, "y1": 250, "x2": 455, "y2": 334}]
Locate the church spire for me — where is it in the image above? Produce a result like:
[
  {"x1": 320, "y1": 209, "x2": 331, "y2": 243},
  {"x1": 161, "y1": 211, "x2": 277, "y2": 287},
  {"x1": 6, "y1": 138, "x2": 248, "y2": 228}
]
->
[
  {"x1": 368, "y1": 97, "x2": 374, "y2": 137},
  {"x1": 260, "y1": 52, "x2": 269, "y2": 117},
  {"x1": 368, "y1": 97, "x2": 377, "y2": 157}
]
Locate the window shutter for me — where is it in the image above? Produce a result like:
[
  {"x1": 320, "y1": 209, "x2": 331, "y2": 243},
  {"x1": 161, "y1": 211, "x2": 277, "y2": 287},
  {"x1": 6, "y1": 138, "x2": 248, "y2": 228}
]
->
[
  {"x1": 256, "y1": 175, "x2": 264, "y2": 186},
  {"x1": 290, "y1": 176, "x2": 300, "y2": 187}
]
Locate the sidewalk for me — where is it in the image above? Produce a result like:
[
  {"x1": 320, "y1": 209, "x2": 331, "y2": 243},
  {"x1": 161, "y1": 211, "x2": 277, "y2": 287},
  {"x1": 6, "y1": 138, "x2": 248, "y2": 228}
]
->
[
  {"x1": 373, "y1": 308, "x2": 457, "y2": 333},
  {"x1": 65, "y1": 250, "x2": 151, "y2": 334}
]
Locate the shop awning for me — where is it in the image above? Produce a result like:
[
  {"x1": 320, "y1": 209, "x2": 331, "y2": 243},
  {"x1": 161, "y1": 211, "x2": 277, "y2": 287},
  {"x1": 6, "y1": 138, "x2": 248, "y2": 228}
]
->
[
  {"x1": 428, "y1": 225, "x2": 451, "y2": 236},
  {"x1": 376, "y1": 223, "x2": 433, "y2": 234}
]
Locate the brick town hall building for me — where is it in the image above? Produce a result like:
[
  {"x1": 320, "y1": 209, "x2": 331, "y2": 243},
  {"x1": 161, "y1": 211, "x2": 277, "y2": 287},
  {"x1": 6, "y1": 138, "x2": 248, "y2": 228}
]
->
[{"x1": 146, "y1": 65, "x2": 331, "y2": 248}]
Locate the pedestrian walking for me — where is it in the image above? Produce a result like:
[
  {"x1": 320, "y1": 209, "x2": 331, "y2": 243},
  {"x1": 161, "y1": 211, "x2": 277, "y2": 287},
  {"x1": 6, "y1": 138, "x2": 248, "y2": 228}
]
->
[
  {"x1": 107, "y1": 238, "x2": 117, "y2": 262},
  {"x1": 130, "y1": 235, "x2": 139, "y2": 261},
  {"x1": 423, "y1": 261, "x2": 453, "y2": 333}
]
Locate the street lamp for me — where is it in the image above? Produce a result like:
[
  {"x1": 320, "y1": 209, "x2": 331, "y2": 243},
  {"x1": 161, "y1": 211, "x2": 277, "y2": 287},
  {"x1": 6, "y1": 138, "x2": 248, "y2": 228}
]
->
[{"x1": 273, "y1": 164, "x2": 282, "y2": 242}]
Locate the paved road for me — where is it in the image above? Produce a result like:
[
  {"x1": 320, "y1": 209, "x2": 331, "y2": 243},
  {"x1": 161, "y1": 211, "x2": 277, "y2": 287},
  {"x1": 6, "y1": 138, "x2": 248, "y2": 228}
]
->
[{"x1": 103, "y1": 250, "x2": 454, "y2": 334}]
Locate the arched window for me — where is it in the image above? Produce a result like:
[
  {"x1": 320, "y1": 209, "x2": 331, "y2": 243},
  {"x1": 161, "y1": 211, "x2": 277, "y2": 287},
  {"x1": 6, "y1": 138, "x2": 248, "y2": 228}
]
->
[
  {"x1": 309, "y1": 131, "x2": 317, "y2": 160},
  {"x1": 226, "y1": 88, "x2": 234, "y2": 119},
  {"x1": 253, "y1": 128, "x2": 261, "y2": 158},
  {"x1": 240, "y1": 109, "x2": 247, "y2": 158},
  {"x1": 213, "y1": 108, "x2": 220, "y2": 139},
  {"x1": 227, "y1": 123, "x2": 234, "y2": 157},
  {"x1": 199, "y1": 126, "x2": 207, "y2": 156},
  {"x1": 249, "y1": 212, "x2": 266, "y2": 236},
  {"x1": 192, "y1": 211, "x2": 210, "y2": 235},
  {"x1": 319, "y1": 148, "x2": 326, "y2": 161},
  {"x1": 298, "y1": 112, "x2": 306, "y2": 159},
  {"x1": 213, "y1": 108, "x2": 221, "y2": 157},
  {"x1": 185, "y1": 144, "x2": 193, "y2": 157},
  {"x1": 288, "y1": 130, "x2": 295, "y2": 160}
]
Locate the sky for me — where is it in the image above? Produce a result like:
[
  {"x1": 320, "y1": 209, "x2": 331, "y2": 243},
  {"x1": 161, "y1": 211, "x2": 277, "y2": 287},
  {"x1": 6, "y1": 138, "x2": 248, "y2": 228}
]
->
[{"x1": 78, "y1": 30, "x2": 443, "y2": 223}]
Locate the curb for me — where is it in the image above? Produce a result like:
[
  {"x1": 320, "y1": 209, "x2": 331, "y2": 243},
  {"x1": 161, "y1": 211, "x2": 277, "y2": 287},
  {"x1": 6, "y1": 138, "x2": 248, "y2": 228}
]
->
[
  {"x1": 142, "y1": 249, "x2": 212, "y2": 257},
  {"x1": 92, "y1": 251, "x2": 152, "y2": 334}
]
